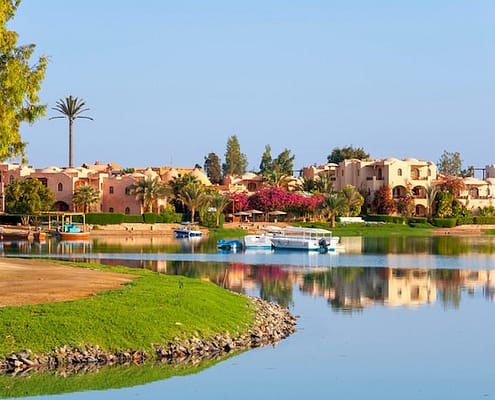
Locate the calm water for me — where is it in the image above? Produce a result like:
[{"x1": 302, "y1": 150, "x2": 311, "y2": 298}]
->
[{"x1": 2, "y1": 235, "x2": 495, "y2": 399}]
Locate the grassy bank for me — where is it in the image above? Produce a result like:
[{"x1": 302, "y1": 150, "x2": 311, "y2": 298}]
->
[
  {"x1": 288, "y1": 221, "x2": 434, "y2": 237},
  {"x1": 0, "y1": 263, "x2": 254, "y2": 356}
]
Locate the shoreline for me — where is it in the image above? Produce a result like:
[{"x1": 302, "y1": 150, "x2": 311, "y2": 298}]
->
[{"x1": 0, "y1": 258, "x2": 296, "y2": 375}]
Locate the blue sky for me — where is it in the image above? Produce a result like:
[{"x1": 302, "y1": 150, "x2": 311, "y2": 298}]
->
[{"x1": 12, "y1": 1, "x2": 495, "y2": 172}]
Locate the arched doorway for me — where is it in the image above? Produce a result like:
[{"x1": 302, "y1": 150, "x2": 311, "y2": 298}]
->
[{"x1": 53, "y1": 201, "x2": 70, "y2": 211}]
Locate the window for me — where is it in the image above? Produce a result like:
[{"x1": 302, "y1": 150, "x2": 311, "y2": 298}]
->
[
  {"x1": 125, "y1": 186, "x2": 131, "y2": 195},
  {"x1": 109, "y1": 207, "x2": 114, "y2": 213},
  {"x1": 377, "y1": 168, "x2": 383, "y2": 180},
  {"x1": 397, "y1": 168, "x2": 402, "y2": 176},
  {"x1": 9, "y1": 175, "x2": 14, "y2": 184},
  {"x1": 247, "y1": 182, "x2": 257, "y2": 192},
  {"x1": 125, "y1": 207, "x2": 130, "y2": 214},
  {"x1": 57, "y1": 182, "x2": 63, "y2": 192},
  {"x1": 109, "y1": 186, "x2": 114, "y2": 194}
]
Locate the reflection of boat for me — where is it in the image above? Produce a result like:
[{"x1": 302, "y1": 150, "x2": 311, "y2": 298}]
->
[
  {"x1": 33, "y1": 228, "x2": 47, "y2": 242},
  {"x1": 243, "y1": 234, "x2": 273, "y2": 249},
  {"x1": 270, "y1": 227, "x2": 340, "y2": 252},
  {"x1": 174, "y1": 223, "x2": 203, "y2": 238},
  {"x1": 0, "y1": 227, "x2": 32, "y2": 241},
  {"x1": 217, "y1": 239, "x2": 243, "y2": 251},
  {"x1": 57, "y1": 223, "x2": 91, "y2": 241}
]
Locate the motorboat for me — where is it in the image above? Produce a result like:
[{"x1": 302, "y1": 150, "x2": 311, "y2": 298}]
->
[
  {"x1": 57, "y1": 223, "x2": 91, "y2": 241},
  {"x1": 217, "y1": 239, "x2": 243, "y2": 251},
  {"x1": 174, "y1": 223, "x2": 203, "y2": 238},
  {"x1": 243, "y1": 233, "x2": 273, "y2": 249},
  {"x1": 270, "y1": 227, "x2": 340, "y2": 252}
]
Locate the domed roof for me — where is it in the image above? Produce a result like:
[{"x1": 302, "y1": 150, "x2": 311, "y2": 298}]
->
[
  {"x1": 164, "y1": 168, "x2": 179, "y2": 181},
  {"x1": 241, "y1": 172, "x2": 262, "y2": 181},
  {"x1": 190, "y1": 168, "x2": 211, "y2": 186},
  {"x1": 40, "y1": 166, "x2": 62, "y2": 173},
  {"x1": 144, "y1": 168, "x2": 158, "y2": 179},
  {"x1": 385, "y1": 157, "x2": 399, "y2": 163}
]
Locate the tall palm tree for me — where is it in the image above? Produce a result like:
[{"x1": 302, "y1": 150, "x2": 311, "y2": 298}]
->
[
  {"x1": 72, "y1": 185, "x2": 100, "y2": 213},
  {"x1": 50, "y1": 96, "x2": 93, "y2": 167},
  {"x1": 131, "y1": 176, "x2": 168, "y2": 213},
  {"x1": 179, "y1": 181, "x2": 207, "y2": 223}
]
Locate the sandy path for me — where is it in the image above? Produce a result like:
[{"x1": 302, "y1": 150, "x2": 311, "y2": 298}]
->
[{"x1": 0, "y1": 258, "x2": 134, "y2": 307}]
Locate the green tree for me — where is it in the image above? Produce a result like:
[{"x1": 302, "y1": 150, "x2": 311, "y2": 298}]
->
[
  {"x1": 50, "y1": 96, "x2": 93, "y2": 167},
  {"x1": 0, "y1": 0, "x2": 47, "y2": 162},
  {"x1": 204, "y1": 152, "x2": 222, "y2": 184},
  {"x1": 321, "y1": 193, "x2": 346, "y2": 227},
  {"x1": 5, "y1": 178, "x2": 55, "y2": 223},
  {"x1": 327, "y1": 145, "x2": 369, "y2": 164},
  {"x1": 340, "y1": 184, "x2": 364, "y2": 216},
  {"x1": 222, "y1": 135, "x2": 248, "y2": 176},
  {"x1": 259, "y1": 144, "x2": 273, "y2": 175},
  {"x1": 437, "y1": 150, "x2": 462, "y2": 176},
  {"x1": 179, "y1": 181, "x2": 207, "y2": 223},
  {"x1": 73, "y1": 185, "x2": 100, "y2": 213},
  {"x1": 206, "y1": 191, "x2": 231, "y2": 227},
  {"x1": 131, "y1": 176, "x2": 168, "y2": 213},
  {"x1": 273, "y1": 148, "x2": 295, "y2": 176}
]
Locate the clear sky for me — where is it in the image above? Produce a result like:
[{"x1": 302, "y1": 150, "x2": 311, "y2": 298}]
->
[{"x1": 11, "y1": 1, "x2": 495, "y2": 172}]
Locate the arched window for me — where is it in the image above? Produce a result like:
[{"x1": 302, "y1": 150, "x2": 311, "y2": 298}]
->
[
  {"x1": 109, "y1": 186, "x2": 114, "y2": 194},
  {"x1": 109, "y1": 207, "x2": 114, "y2": 213},
  {"x1": 125, "y1": 186, "x2": 132, "y2": 195},
  {"x1": 247, "y1": 182, "x2": 257, "y2": 192},
  {"x1": 57, "y1": 182, "x2": 63, "y2": 192},
  {"x1": 9, "y1": 175, "x2": 14, "y2": 184},
  {"x1": 397, "y1": 168, "x2": 402, "y2": 177},
  {"x1": 125, "y1": 207, "x2": 131, "y2": 214}
]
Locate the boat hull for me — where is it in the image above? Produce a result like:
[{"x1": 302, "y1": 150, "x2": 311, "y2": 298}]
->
[
  {"x1": 57, "y1": 232, "x2": 91, "y2": 241},
  {"x1": 243, "y1": 234, "x2": 273, "y2": 249}
]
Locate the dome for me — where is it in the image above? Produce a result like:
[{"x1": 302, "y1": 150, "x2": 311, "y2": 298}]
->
[
  {"x1": 144, "y1": 168, "x2": 158, "y2": 179},
  {"x1": 190, "y1": 168, "x2": 211, "y2": 186},
  {"x1": 40, "y1": 166, "x2": 62, "y2": 173},
  {"x1": 164, "y1": 168, "x2": 179, "y2": 181}
]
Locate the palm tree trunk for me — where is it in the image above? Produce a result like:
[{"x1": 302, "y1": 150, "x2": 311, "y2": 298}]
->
[{"x1": 68, "y1": 118, "x2": 74, "y2": 167}]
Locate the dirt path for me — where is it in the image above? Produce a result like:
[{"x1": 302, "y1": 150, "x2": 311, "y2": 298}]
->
[{"x1": 0, "y1": 258, "x2": 134, "y2": 307}]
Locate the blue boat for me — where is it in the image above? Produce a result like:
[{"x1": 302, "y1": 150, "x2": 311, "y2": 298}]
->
[{"x1": 217, "y1": 239, "x2": 243, "y2": 251}]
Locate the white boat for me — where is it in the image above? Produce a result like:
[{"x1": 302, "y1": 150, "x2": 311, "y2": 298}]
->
[
  {"x1": 174, "y1": 223, "x2": 203, "y2": 238},
  {"x1": 270, "y1": 227, "x2": 340, "y2": 252},
  {"x1": 243, "y1": 233, "x2": 273, "y2": 249},
  {"x1": 174, "y1": 228, "x2": 203, "y2": 238}
]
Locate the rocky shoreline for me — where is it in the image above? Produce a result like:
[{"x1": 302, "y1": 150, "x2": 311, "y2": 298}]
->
[{"x1": 0, "y1": 296, "x2": 296, "y2": 376}]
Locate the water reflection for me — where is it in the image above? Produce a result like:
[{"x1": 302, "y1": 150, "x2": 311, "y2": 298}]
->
[{"x1": 92, "y1": 258, "x2": 495, "y2": 311}]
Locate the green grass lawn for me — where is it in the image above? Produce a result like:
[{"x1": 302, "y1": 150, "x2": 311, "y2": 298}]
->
[
  {"x1": 0, "y1": 261, "x2": 257, "y2": 397},
  {"x1": 290, "y1": 221, "x2": 434, "y2": 237},
  {"x1": 0, "y1": 262, "x2": 255, "y2": 356}
]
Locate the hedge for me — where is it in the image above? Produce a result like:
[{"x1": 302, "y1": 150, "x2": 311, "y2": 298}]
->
[
  {"x1": 365, "y1": 214, "x2": 406, "y2": 224},
  {"x1": 86, "y1": 213, "x2": 125, "y2": 225},
  {"x1": 473, "y1": 216, "x2": 495, "y2": 225},
  {"x1": 433, "y1": 218, "x2": 457, "y2": 228}
]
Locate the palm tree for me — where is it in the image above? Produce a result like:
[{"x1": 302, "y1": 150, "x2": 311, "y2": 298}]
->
[
  {"x1": 207, "y1": 191, "x2": 231, "y2": 227},
  {"x1": 426, "y1": 186, "x2": 439, "y2": 219},
  {"x1": 50, "y1": 96, "x2": 93, "y2": 167},
  {"x1": 72, "y1": 185, "x2": 100, "y2": 213},
  {"x1": 340, "y1": 184, "x2": 364, "y2": 217},
  {"x1": 179, "y1": 181, "x2": 207, "y2": 223},
  {"x1": 131, "y1": 176, "x2": 168, "y2": 213},
  {"x1": 321, "y1": 193, "x2": 346, "y2": 227}
]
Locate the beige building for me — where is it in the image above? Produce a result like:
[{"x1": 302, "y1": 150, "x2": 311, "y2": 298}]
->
[{"x1": 302, "y1": 158, "x2": 437, "y2": 216}]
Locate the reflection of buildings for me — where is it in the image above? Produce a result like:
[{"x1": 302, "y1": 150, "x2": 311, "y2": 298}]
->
[
  {"x1": 384, "y1": 268, "x2": 436, "y2": 307},
  {"x1": 300, "y1": 267, "x2": 495, "y2": 311}
]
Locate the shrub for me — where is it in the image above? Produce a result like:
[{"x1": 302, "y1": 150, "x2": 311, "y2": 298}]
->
[
  {"x1": 159, "y1": 210, "x2": 183, "y2": 223},
  {"x1": 86, "y1": 213, "x2": 125, "y2": 225},
  {"x1": 143, "y1": 213, "x2": 158, "y2": 224},
  {"x1": 365, "y1": 214, "x2": 405, "y2": 224},
  {"x1": 433, "y1": 218, "x2": 457, "y2": 228},
  {"x1": 456, "y1": 216, "x2": 474, "y2": 226},
  {"x1": 408, "y1": 217, "x2": 427, "y2": 224},
  {"x1": 0, "y1": 214, "x2": 23, "y2": 225},
  {"x1": 122, "y1": 214, "x2": 144, "y2": 223},
  {"x1": 474, "y1": 216, "x2": 495, "y2": 225}
]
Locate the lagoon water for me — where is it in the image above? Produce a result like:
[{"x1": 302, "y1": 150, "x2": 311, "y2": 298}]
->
[{"x1": 2, "y1": 235, "x2": 495, "y2": 399}]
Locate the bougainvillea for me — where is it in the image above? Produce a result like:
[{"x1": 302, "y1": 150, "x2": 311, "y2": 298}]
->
[{"x1": 372, "y1": 185, "x2": 395, "y2": 215}]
